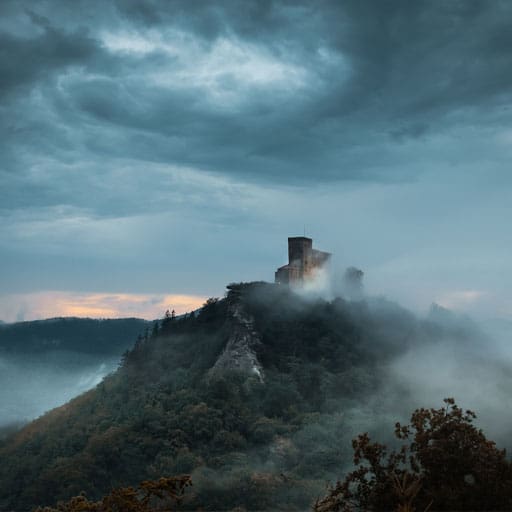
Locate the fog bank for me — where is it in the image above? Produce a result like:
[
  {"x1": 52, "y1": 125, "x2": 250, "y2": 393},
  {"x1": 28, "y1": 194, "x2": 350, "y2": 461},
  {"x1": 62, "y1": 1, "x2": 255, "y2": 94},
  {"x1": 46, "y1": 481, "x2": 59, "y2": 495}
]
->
[{"x1": 0, "y1": 351, "x2": 119, "y2": 427}]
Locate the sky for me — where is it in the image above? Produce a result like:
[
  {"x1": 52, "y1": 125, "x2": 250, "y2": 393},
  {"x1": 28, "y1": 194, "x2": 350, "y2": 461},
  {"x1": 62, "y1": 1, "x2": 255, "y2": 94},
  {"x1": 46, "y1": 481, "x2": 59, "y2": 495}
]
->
[{"x1": 1, "y1": 0, "x2": 512, "y2": 322}]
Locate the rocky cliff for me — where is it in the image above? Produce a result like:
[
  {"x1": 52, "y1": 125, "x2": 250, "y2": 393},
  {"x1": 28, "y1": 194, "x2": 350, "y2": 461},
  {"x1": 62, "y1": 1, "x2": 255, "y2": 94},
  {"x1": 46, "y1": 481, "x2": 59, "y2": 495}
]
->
[{"x1": 210, "y1": 284, "x2": 264, "y2": 381}]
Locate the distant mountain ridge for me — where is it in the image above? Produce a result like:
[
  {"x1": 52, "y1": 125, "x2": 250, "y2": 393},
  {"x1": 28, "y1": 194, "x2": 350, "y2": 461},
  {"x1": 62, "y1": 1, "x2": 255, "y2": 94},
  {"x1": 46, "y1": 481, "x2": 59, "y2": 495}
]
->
[{"x1": 0, "y1": 317, "x2": 152, "y2": 355}]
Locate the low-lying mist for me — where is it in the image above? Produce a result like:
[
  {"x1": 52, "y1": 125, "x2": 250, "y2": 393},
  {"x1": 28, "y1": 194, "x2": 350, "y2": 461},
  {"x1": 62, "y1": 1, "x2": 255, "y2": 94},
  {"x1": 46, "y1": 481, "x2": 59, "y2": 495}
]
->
[
  {"x1": 296, "y1": 264, "x2": 512, "y2": 451},
  {"x1": 383, "y1": 316, "x2": 512, "y2": 446},
  {"x1": 0, "y1": 317, "x2": 148, "y2": 434},
  {"x1": 0, "y1": 351, "x2": 119, "y2": 430}
]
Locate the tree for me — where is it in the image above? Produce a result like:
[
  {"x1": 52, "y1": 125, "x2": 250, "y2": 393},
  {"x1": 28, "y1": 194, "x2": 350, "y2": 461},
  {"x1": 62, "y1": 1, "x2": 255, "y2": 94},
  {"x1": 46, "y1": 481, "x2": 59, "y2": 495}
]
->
[
  {"x1": 315, "y1": 399, "x2": 512, "y2": 512},
  {"x1": 34, "y1": 475, "x2": 192, "y2": 512},
  {"x1": 161, "y1": 309, "x2": 177, "y2": 333}
]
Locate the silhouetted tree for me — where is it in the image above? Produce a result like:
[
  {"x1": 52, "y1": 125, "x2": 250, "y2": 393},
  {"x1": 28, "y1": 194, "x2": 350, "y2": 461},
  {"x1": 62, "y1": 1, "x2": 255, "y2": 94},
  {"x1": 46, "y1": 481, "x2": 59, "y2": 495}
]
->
[{"x1": 315, "y1": 398, "x2": 512, "y2": 512}]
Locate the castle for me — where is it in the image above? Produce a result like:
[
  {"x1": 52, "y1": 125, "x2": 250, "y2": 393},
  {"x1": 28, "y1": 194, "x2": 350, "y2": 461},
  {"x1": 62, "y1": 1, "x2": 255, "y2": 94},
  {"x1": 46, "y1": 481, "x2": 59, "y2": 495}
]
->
[{"x1": 275, "y1": 237, "x2": 331, "y2": 285}]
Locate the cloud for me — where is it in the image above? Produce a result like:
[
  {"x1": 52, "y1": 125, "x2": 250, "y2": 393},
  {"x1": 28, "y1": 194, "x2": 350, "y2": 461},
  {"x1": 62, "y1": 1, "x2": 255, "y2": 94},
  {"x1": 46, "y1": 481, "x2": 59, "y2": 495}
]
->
[
  {"x1": 2, "y1": 0, "x2": 512, "y2": 202},
  {"x1": 0, "y1": 11, "x2": 101, "y2": 99},
  {"x1": 1, "y1": 0, "x2": 512, "y2": 321}
]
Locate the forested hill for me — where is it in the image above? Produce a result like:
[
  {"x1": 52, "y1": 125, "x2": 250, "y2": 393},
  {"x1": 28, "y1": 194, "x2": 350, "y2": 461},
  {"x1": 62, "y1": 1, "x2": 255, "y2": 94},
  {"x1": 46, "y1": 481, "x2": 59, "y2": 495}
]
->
[
  {"x1": 0, "y1": 283, "x2": 478, "y2": 511},
  {"x1": 0, "y1": 317, "x2": 151, "y2": 355}
]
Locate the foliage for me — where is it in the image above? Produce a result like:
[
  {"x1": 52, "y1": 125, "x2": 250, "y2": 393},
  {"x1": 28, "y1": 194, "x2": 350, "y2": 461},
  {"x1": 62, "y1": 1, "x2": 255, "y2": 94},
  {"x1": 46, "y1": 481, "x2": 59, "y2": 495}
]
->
[
  {"x1": 314, "y1": 398, "x2": 512, "y2": 512},
  {"x1": 34, "y1": 475, "x2": 192, "y2": 511}
]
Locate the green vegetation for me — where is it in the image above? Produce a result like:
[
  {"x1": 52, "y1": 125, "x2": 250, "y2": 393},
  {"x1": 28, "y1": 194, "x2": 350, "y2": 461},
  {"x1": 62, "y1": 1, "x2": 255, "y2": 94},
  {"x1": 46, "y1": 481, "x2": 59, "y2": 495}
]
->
[
  {"x1": 0, "y1": 283, "x2": 501, "y2": 511},
  {"x1": 28, "y1": 400, "x2": 512, "y2": 512},
  {"x1": 34, "y1": 476, "x2": 192, "y2": 512}
]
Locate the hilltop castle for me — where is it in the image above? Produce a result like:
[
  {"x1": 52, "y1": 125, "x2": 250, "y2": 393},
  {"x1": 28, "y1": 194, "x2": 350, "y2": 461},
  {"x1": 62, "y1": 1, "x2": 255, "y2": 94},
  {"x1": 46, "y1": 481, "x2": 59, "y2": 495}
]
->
[{"x1": 275, "y1": 237, "x2": 331, "y2": 285}]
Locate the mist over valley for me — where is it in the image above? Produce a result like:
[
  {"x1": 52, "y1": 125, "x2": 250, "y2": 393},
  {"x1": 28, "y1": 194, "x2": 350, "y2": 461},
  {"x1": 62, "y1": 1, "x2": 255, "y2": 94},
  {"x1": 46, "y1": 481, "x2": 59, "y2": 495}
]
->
[{"x1": 0, "y1": 318, "x2": 150, "y2": 431}]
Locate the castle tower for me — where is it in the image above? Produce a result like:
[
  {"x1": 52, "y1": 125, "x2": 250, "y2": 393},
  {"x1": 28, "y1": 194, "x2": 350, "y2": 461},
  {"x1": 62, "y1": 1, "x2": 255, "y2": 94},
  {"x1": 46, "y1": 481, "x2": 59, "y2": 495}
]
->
[{"x1": 275, "y1": 236, "x2": 330, "y2": 285}]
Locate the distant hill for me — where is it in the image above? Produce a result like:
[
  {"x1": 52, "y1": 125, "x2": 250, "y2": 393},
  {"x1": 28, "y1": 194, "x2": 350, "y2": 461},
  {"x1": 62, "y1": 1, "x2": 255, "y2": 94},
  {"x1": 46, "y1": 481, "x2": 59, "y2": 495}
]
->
[
  {"x1": 0, "y1": 283, "x2": 487, "y2": 511},
  {"x1": 0, "y1": 317, "x2": 152, "y2": 355}
]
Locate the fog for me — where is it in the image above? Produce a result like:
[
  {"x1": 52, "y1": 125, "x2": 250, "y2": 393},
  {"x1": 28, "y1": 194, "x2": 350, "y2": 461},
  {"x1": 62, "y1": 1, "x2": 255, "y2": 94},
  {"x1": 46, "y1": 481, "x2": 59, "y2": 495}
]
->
[
  {"x1": 384, "y1": 317, "x2": 512, "y2": 445},
  {"x1": 0, "y1": 351, "x2": 119, "y2": 429},
  {"x1": 297, "y1": 264, "x2": 512, "y2": 452}
]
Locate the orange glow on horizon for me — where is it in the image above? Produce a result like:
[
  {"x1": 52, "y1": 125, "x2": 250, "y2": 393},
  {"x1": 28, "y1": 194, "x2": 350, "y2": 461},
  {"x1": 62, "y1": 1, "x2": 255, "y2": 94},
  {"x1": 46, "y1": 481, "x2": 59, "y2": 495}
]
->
[{"x1": 0, "y1": 291, "x2": 208, "y2": 322}]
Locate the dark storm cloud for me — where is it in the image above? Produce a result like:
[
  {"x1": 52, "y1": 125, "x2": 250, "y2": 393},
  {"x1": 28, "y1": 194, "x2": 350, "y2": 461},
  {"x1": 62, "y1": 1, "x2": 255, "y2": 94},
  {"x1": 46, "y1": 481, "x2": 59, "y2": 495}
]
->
[
  {"x1": 111, "y1": 0, "x2": 512, "y2": 111},
  {"x1": 332, "y1": 1, "x2": 512, "y2": 117},
  {"x1": 0, "y1": 10, "x2": 102, "y2": 99},
  {"x1": 1, "y1": 0, "x2": 512, "y2": 216}
]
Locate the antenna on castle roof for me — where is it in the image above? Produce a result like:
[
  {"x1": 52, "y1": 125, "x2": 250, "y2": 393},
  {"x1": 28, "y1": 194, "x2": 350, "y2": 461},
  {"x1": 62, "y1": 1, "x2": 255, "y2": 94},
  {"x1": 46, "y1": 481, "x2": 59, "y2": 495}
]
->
[{"x1": 304, "y1": 224, "x2": 306, "y2": 237}]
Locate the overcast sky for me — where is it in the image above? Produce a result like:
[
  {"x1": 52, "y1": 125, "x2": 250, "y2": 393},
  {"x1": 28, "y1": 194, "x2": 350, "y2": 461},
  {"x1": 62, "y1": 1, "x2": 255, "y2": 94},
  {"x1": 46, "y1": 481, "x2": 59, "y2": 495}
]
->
[{"x1": 1, "y1": 0, "x2": 512, "y2": 322}]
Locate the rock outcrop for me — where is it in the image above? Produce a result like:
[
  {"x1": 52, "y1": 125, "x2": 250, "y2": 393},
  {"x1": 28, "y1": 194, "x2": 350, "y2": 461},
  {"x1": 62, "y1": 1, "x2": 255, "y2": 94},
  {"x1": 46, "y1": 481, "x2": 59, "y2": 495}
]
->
[{"x1": 210, "y1": 284, "x2": 264, "y2": 381}]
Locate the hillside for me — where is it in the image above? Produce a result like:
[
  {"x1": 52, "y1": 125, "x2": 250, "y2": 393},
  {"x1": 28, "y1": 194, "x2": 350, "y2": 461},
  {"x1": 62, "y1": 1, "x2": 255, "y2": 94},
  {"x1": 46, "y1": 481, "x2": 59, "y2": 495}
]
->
[{"x1": 0, "y1": 283, "x2": 485, "y2": 511}]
